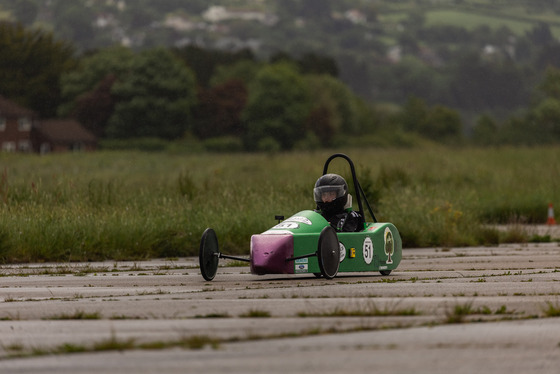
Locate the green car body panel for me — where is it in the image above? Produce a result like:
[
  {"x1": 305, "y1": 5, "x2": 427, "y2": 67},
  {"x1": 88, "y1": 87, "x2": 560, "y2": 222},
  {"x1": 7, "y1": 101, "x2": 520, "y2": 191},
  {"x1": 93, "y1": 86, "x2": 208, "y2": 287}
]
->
[{"x1": 256, "y1": 210, "x2": 402, "y2": 275}]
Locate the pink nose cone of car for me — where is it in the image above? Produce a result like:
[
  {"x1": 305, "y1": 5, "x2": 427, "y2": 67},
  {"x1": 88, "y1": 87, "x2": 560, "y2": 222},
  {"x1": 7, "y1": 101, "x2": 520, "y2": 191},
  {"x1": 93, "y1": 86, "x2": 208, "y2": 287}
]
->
[{"x1": 250, "y1": 234, "x2": 294, "y2": 275}]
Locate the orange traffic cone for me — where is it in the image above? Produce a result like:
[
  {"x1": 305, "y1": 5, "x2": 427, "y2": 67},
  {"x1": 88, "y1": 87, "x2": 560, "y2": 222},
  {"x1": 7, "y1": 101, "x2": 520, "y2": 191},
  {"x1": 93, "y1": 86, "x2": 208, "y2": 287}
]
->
[{"x1": 547, "y1": 203, "x2": 556, "y2": 225}]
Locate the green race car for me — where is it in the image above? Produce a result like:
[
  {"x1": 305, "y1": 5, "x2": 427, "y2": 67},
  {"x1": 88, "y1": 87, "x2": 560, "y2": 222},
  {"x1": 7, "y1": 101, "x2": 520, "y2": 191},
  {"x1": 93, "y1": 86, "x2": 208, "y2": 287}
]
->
[{"x1": 200, "y1": 153, "x2": 402, "y2": 281}]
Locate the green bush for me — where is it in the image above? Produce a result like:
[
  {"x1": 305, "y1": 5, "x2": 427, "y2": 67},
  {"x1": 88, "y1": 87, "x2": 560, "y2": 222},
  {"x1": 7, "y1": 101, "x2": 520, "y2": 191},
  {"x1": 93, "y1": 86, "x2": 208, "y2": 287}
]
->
[
  {"x1": 256, "y1": 137, "x2": 281, "y2": 153},
  {"x1": 203, "y1": 136, "x2": 244, "y2": 153},
  {"x1": 99, "y1": 137, "x2": 168, "y2": 151}
]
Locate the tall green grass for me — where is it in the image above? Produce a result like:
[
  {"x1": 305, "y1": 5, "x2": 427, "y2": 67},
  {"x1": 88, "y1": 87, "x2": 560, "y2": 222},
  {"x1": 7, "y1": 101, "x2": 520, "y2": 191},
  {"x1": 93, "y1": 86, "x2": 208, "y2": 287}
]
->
[{"x1": 0, "y1": 146, "x2": 558, "y2": 262}]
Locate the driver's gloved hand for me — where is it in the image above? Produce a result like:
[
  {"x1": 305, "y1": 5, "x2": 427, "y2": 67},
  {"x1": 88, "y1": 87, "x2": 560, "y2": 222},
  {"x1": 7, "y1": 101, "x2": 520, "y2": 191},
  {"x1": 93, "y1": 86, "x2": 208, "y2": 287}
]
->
[
  {"x1": 336, "y1": 213, "x2": 348, "y2": 231},
  {"x1": 337, "y1": 211, "x2": 362, "y2": 232}
]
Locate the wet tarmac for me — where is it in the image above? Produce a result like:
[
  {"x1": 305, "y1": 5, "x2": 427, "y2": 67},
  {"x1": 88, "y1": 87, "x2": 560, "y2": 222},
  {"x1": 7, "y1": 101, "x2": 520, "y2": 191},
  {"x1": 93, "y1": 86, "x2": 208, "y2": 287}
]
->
[{"x1": 0, "y1": 239, "x2": 559, "y2": 373}]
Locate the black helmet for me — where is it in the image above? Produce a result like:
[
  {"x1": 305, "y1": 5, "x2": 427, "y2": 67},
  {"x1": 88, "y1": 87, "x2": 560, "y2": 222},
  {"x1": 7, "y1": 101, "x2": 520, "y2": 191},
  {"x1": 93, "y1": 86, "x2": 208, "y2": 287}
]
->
[{"x1": 314, "y1": 174, "x2": 348, "y2": 217}]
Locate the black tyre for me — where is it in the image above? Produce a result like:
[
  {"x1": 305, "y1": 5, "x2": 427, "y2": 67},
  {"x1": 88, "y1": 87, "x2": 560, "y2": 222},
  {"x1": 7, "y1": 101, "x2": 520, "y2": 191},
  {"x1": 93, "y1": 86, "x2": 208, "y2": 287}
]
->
[
  {"x1": 317, "y1": 226, "x2": 340, "y2": 280},
  {"x1": 199, "y1": 228, "x2": 220, "y2": 281},
  {"x1": 380, "y1": 270, "x2": 392, "y2": 276}
]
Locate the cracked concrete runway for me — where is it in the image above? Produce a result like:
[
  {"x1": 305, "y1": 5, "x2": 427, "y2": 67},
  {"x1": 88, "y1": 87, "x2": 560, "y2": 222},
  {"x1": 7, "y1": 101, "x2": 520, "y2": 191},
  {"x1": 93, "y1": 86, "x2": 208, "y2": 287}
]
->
[{"x1": 0, "y1": 239, "x2": 560, "y2": 373}]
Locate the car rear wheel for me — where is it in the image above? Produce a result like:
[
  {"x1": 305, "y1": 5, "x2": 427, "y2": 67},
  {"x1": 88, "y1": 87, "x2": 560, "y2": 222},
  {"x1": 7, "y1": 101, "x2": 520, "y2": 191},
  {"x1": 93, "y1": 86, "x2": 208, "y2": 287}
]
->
[
  {"x1": 317, "y1": 226, "x2": 340, "y2": 279},
  {"x1": 199, "y1": 228, "x2": 220, "y2": 281},
  {"x1": 380, "y1": 270, "x2": 392, "y2": 276}
]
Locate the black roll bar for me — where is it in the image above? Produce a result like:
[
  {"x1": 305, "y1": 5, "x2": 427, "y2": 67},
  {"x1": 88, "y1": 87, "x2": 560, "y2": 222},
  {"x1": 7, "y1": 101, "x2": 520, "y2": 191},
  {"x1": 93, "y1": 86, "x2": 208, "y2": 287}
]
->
[{"x1": 322, "y1": 153, "x2": 377, "y2": 223}]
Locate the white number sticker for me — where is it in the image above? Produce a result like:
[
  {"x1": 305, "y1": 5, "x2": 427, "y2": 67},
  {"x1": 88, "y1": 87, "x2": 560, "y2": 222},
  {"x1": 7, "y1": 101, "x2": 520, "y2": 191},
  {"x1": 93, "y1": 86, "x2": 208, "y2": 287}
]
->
[
  {"x1": 339, "y1": 243, "x2": 346, "y2": 262},
  {"x1": 363, "y1": 237, "x2": 373, "y2": 265},
  {"x1": 272, "y1": 222, "x2": 299, "y2": 230}
]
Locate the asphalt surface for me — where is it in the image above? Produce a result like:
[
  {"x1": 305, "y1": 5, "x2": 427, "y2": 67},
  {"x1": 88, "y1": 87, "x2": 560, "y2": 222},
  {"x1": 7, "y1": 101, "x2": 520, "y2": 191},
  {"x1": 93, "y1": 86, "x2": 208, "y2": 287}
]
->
[{"x1": 0, "y1": 230, "x2": 560, "y2": 373}]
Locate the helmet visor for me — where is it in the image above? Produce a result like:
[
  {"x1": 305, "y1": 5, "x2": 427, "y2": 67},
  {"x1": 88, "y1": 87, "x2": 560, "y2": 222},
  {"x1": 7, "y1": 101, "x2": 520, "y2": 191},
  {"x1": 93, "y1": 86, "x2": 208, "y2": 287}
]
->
[{"x1": 314, "y1": 184, "x2": 346, "y2": 203}]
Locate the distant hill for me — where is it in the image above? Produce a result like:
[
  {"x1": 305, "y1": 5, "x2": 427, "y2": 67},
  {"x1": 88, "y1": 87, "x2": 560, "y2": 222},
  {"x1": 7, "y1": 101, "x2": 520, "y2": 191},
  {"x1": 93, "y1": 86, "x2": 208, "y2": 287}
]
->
[{"x1": 2, "y1": 0, "x2": 560, "y2": 116}]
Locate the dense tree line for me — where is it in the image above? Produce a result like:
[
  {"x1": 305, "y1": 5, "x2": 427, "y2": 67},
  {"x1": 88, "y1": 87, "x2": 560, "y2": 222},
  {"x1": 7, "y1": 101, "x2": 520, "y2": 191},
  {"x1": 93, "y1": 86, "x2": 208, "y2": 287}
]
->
[
  {"x1": 2, "y1": 21, "x2": 560, "y2": 150},
  {"x1": 0, "y1": 21, "x2": 385, "y2": 151}
]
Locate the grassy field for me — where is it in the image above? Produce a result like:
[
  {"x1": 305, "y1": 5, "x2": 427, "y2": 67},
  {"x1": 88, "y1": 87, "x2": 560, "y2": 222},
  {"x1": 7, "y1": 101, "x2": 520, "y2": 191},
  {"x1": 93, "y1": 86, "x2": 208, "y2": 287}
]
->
[
  {"x1": 0, "y1": 146, "x2": 558, "y2": 263},
  {"x1": 424, "y1": 10, "x2": 539, "y2": 35},
  {"x1": 380, "y1": 1, "x2": 560, "y2": 38}
]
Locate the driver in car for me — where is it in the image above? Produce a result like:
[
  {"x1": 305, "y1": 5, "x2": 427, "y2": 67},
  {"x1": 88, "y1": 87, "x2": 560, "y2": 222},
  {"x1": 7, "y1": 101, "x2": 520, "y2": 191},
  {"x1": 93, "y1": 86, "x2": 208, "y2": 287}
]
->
[{"x1": 314, "y1": 174, "x2": 364, "y2": 232}]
